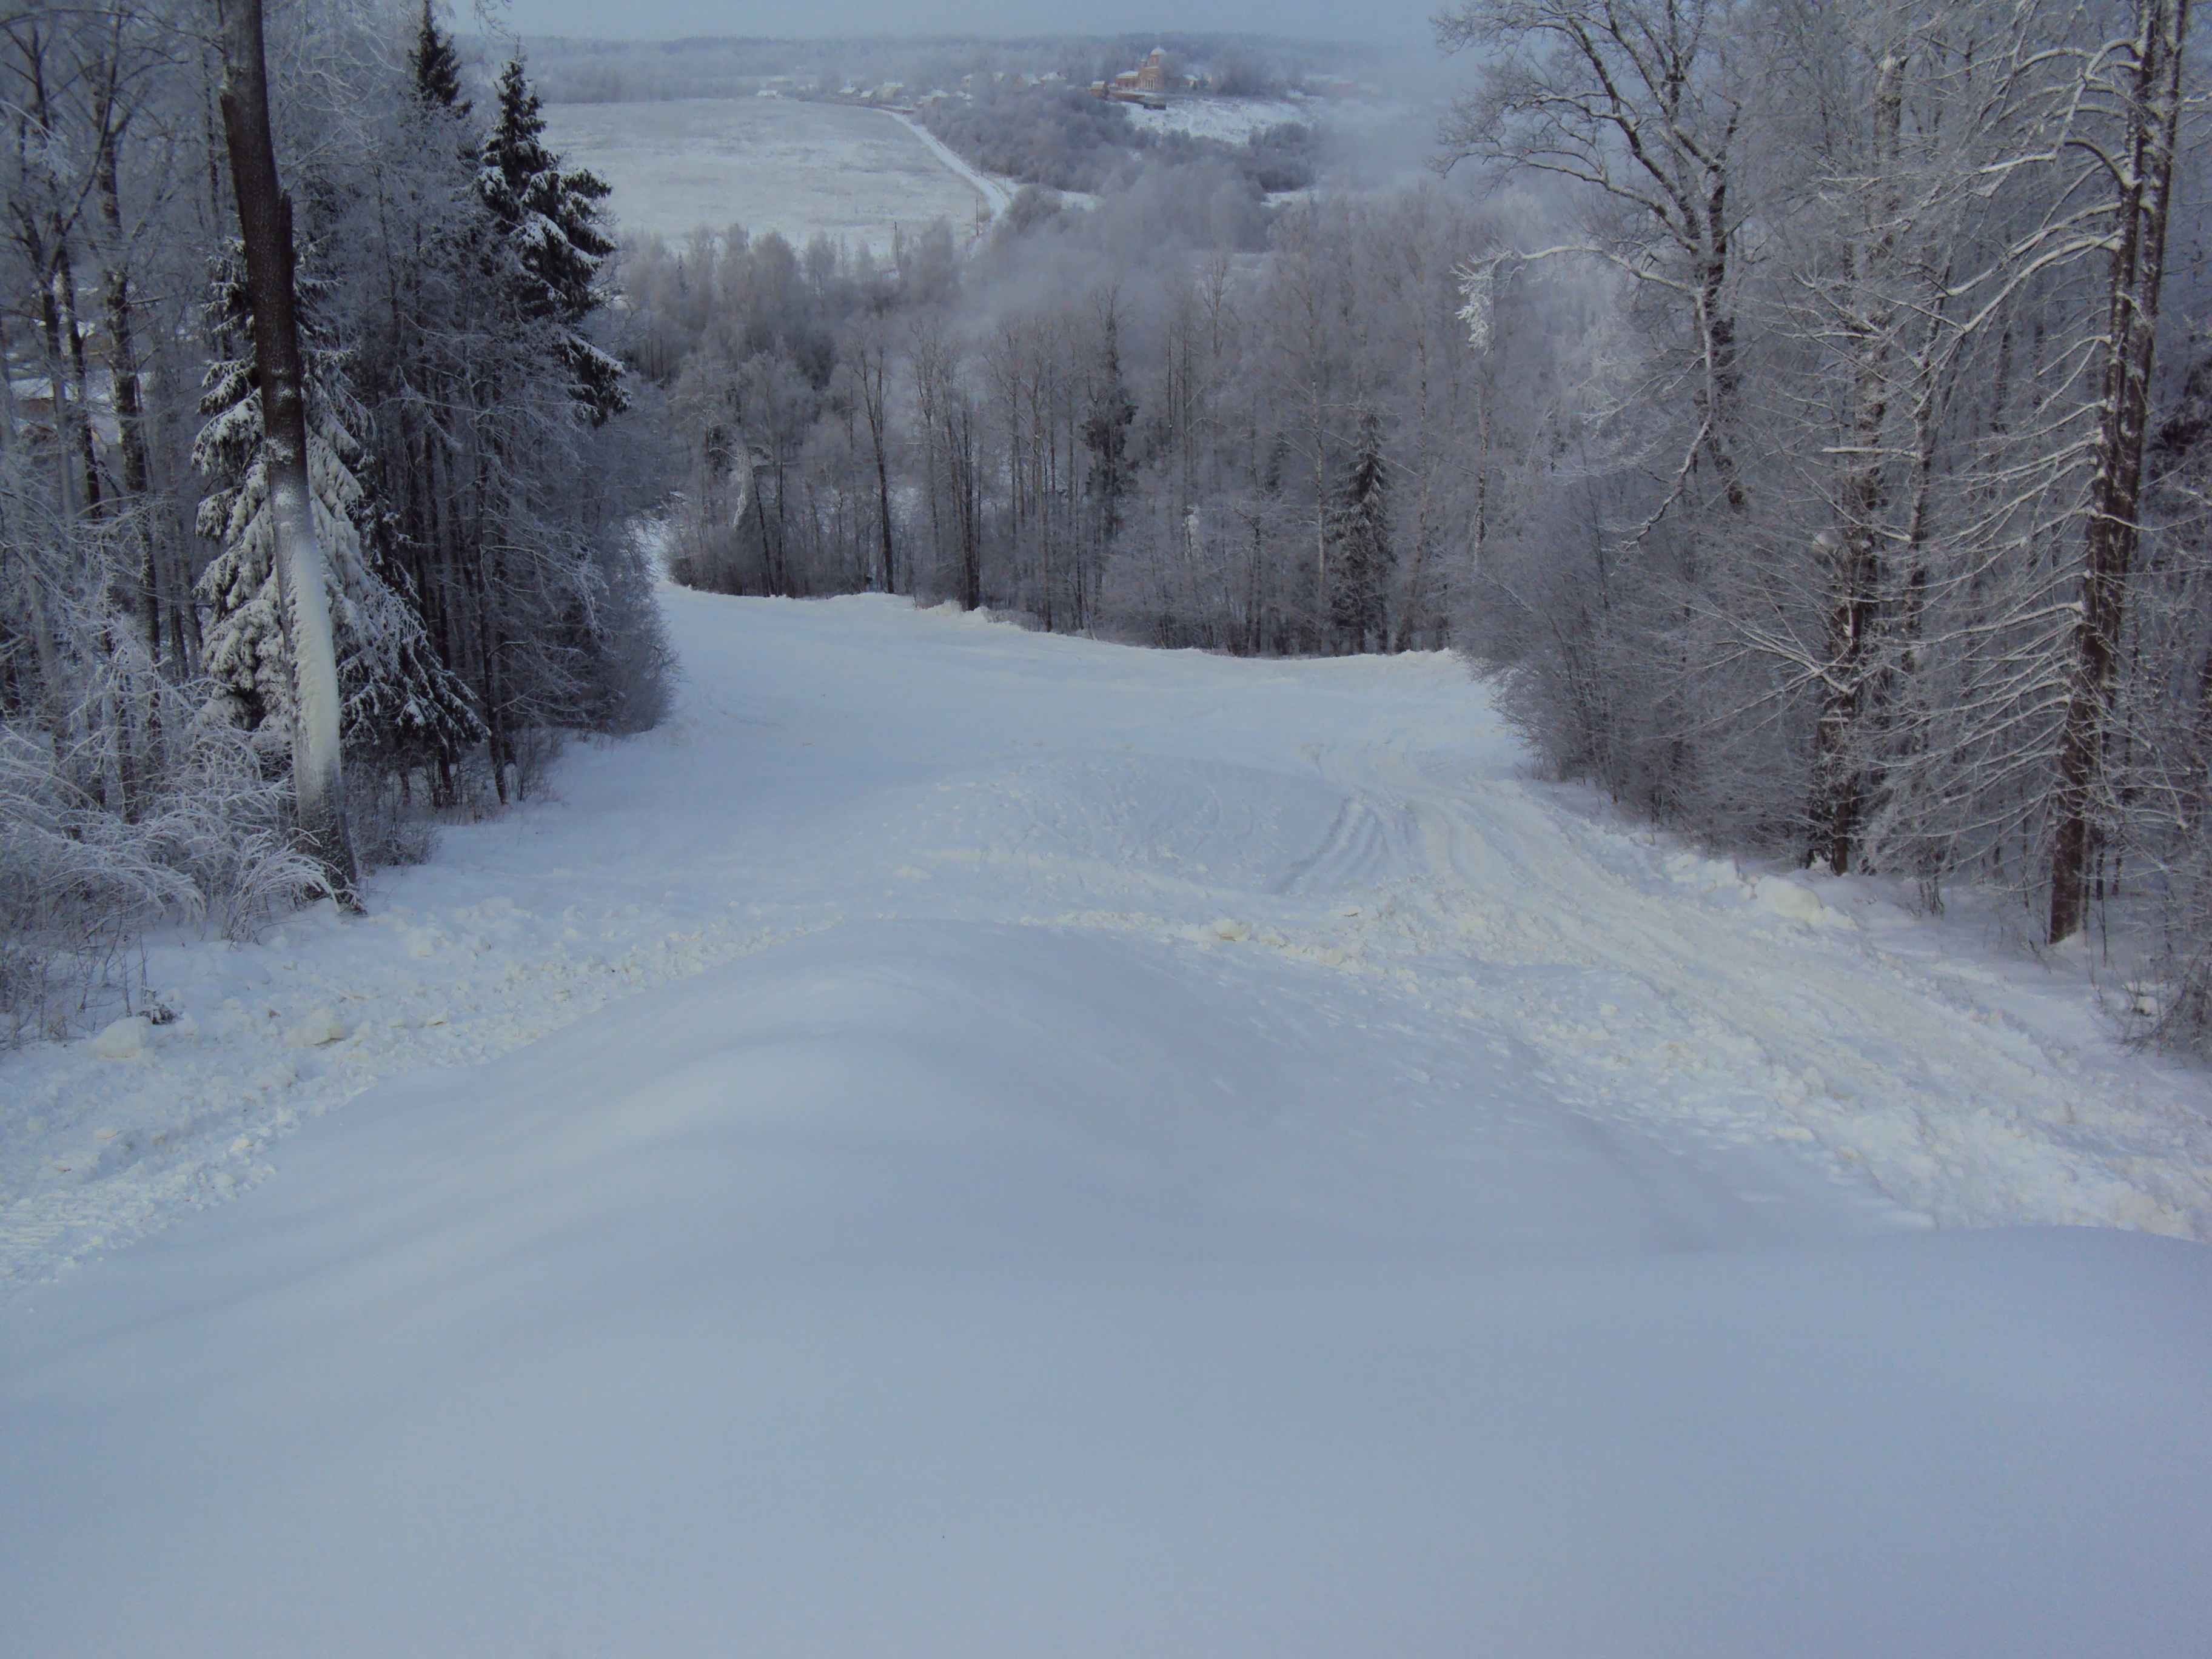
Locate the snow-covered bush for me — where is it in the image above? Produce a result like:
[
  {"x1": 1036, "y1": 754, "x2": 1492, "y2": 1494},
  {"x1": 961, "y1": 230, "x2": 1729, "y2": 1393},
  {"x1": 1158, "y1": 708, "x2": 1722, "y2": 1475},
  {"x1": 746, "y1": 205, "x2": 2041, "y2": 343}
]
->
[
  {"x1": 0, "y1": 714, "x2": 323, "y2": 1045},
  {"x1": 0, "y1": 467, "x2": 324, "y2": 1044}
]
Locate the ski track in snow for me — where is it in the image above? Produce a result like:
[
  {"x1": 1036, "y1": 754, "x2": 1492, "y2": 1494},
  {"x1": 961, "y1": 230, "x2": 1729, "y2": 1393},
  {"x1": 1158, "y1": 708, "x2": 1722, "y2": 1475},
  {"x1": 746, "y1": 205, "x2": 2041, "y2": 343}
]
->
[{"x1": 4, "y1": 589, "x2": 2211, "y2": 1298}]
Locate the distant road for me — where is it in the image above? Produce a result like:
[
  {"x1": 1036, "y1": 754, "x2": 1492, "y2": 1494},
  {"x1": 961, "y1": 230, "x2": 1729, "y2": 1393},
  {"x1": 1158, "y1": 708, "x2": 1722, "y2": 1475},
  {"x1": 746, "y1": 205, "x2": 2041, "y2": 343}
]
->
[{"x1": 882, "y1": 108, "x2": 1014, "y2": 224}]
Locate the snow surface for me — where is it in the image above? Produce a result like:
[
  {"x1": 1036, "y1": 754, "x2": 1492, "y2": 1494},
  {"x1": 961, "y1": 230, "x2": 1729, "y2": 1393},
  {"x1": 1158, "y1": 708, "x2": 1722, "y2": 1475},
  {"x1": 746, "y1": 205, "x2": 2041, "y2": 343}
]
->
[
  {"x1": 541, "y1": 99, "x2": 987, "y2": 248},
  {"x1": 883, "y1": 108, "x2": 1016, "y2": 221},
  {"x1": 4, "y1": 592, "x2": 2211, "y2": 1654},
  {"x1": 1123, "y1": 94, "x2": 1312, "y2": 144}
]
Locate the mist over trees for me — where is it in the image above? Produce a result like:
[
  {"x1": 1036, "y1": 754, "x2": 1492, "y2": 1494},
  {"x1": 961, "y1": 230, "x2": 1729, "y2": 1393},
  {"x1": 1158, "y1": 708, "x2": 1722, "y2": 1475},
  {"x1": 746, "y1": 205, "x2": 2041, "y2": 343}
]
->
[
  {"x1": 3, "y1": 0, "x2": 667, "y2": 1039},
  {"x1": 631, "y1": 172, "x2": 1484, "y2": 654},
  {"x1": 515, "y1": 33, "x2": 1356, "y2": 108}
]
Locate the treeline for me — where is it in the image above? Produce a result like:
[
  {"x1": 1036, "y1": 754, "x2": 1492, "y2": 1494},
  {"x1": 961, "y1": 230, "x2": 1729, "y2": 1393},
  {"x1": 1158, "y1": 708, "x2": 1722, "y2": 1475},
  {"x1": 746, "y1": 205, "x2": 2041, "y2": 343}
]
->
[
  {"x1": 1439, "y1": 0, "x2": 2212, "y2": 1045},
  {"x1": 637, "y1": 168, "x2": 1484, "y2": 654},
  {"x1": 2, "y1": 0, "x2": 666, "y2": 1039},
  {"x1": 518, "y1": 33, "x2": 1358, "y2": 107},
  {"x1": 916, "y1": 80, "x2": 1317, "y2": 195}
]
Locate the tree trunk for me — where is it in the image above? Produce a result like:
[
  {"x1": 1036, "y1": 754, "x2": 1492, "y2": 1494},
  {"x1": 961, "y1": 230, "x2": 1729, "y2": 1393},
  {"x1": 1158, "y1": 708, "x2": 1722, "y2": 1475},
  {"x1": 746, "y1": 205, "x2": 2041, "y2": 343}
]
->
[
  {"x1": 95, "y1": 99, "x2": 163, "y2": 661},
  {"x1": 1809, "y1": 48, "x2": 1906, "y2": 876},
  {"x1": 860, "y1": 335, "x2": 897, "y2": 594},
  {"x1": 2049, "y1": 0, "x2": 2190, "y2": 943},
  {"x1": 215, "y1": 0, "x2": 360, "y2": 908}
]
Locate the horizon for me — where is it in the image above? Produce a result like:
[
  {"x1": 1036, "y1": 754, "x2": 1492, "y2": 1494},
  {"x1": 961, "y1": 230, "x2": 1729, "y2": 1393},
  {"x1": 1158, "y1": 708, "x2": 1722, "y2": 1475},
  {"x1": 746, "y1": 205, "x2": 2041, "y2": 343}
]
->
[{"x1": 476, "y1": 2, "x2": 1444, "y2": 49}]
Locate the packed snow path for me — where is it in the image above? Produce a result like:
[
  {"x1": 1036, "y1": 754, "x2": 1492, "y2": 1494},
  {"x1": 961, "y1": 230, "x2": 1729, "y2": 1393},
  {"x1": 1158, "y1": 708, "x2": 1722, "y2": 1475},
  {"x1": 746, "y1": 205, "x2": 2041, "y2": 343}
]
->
[
  {"x1": 885, "y1": 109, "x2": 1016, "y2": 223},
  {"x1": 3, "y1": 592, "x2": 2209, "y2": 1656}
]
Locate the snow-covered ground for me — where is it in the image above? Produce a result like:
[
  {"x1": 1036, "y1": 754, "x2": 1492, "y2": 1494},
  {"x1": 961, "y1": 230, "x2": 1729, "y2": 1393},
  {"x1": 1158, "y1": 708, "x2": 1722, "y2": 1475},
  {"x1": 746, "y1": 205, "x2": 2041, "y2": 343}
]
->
[
  {"x1": 541, "y1": 98, "x2": 988, "y2": 248},
  {"x1": 4, "y1": 592, "x2": 2210, "y2": 1655},
  {"x1": 883, "y1": 108, "x2": 1016, "y2": 221},
  {"x1": 1123, "y1": 94, "x2": 1312, "y2": 144}
]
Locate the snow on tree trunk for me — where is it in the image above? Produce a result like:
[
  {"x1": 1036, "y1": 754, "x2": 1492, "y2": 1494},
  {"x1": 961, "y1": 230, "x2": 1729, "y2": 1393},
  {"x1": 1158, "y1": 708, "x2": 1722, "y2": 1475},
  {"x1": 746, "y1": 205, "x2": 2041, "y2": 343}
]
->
[
  {"x1": 1809, "y1": 45, "x2": 1907, "y2": 877},
  {"x1": 214, "y1": 0, "x2": 359, "y2": 909},
  {"x1": 2048, "y1": 0, "x2": 2190, "y2": 944}
]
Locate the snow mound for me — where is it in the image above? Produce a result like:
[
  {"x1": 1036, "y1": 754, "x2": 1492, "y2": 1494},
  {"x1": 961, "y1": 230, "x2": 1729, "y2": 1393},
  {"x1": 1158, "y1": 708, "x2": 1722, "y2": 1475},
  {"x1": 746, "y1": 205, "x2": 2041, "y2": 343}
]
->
[
  {"x1": 284, "y1": 1007, "x2": 354, "y2": 1048},
  {"x1": 1666, "y1": 850, "x2": 1745, "y2": 893},
  {"x1": 1754, "y1": 873, "x2": 1854, "y2": 928},
  {"x1": 89, "y1": 1017, "x2": 152, "y2": 1061}
]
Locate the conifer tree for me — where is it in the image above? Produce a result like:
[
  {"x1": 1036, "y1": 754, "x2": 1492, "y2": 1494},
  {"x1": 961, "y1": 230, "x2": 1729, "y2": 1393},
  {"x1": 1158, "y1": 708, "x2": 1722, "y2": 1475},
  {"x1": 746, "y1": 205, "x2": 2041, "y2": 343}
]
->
[
  {"x1": 194, "y1": 247, "x2": 483, "y2": 766},
  {"x1": 479, "y1": 61, "x2": 626, "y2": 423},
  {"x1": 1326, "y1": 406, "x2": 1392, "y2": 654},
  {"x1": 407, "y1": 0, "x2": 468, "y2": 115}
]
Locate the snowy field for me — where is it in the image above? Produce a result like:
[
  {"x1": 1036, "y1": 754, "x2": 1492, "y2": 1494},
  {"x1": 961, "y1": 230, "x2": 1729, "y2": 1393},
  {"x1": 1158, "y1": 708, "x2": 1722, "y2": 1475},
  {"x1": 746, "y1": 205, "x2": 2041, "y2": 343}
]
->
[
  {"x1": 1123, "y1": 94, "x2": 1312, "y2": 144},
  {"x1": 4, "y1": 592, "x2": 2210, "y2": 1654},
  {"x1": 541, "y1": 98, "x2": 993, "y2": 247}
]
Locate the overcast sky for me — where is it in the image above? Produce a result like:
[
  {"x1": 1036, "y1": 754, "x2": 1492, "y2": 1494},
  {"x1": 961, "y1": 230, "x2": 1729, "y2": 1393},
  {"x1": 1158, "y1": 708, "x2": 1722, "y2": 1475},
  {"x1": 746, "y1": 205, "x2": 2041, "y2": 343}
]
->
[{"x1": 483, "y1": 0, "x2": 1443, "y2": 49}]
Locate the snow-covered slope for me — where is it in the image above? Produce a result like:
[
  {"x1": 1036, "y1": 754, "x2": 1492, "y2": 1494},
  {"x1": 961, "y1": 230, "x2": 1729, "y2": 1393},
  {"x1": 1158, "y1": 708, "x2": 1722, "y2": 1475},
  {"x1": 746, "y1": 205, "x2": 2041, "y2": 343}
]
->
[{"x1": 3, "y1": 592, "x2": 2209, "y2": 1655}]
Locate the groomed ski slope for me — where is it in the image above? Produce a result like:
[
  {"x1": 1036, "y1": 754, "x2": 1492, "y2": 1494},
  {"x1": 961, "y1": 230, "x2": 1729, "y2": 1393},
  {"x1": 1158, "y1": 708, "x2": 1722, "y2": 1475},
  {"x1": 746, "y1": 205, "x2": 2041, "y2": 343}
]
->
[{"x1": 2, "y1": 591, "x2": 2209, "y2": 1657}]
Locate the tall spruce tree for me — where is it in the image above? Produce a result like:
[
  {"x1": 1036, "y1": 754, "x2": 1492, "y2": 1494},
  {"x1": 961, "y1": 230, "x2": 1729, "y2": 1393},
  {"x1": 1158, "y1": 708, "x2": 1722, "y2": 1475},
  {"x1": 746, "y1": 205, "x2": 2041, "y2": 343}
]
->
[
  {"x1": 407, "y1": 0, "x2": 468, "y2": 115},
  {"x1": 479, "y1": 62, "x2": 626, "y2": 423},
  {"x1": 194, "y1": 247, "x2": 483, "y2": 767}
]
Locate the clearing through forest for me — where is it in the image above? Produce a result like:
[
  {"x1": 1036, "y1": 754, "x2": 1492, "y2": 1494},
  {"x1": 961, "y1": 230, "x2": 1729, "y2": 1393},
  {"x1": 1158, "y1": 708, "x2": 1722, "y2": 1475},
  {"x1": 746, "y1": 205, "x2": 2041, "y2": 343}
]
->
[{"x1": 2, "y1": 591, "x2": 2208, "y2": 1656}]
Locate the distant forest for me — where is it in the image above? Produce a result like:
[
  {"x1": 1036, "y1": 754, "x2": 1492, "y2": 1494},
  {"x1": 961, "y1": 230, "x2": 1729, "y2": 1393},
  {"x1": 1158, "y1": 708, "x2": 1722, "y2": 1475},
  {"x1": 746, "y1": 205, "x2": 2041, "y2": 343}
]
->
[{"x1": 513, "y1": 34, "x2": 1370, "y2": 107}]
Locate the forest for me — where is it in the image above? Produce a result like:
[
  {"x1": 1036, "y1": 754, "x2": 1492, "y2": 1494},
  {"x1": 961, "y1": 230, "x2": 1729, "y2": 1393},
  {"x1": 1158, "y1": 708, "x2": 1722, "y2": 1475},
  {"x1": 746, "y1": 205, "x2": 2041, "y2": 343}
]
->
[
  {"x1": 8, "y1": 0, "x2": 2212, "y2": 1059},
  {"x1": 635, "y1": 0, "x2": 2212, "y2": 1053},
  {"x1": 3, "y1": 0, "x2": 667, "y2": 1041}
]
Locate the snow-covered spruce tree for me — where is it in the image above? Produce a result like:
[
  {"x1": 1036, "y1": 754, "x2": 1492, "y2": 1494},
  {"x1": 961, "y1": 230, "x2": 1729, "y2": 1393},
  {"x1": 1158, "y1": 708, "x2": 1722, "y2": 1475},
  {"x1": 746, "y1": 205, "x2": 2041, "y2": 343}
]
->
[
  {"x1": 1080, "y1": 301, "x2": 1136, "y2": 623},
  {"x1": 1326, "y1": 404, "x2": 1392, "y2": 654},
  {"x1": 337, "y1": 32, "x2": 665, "y2": 800},
  {"x1": 407, "y1": 0, "x2": 469, "y2": 117},
  {"x1": 478, "y1": 60, "x2": 626, "y2": 426},
  {"x1": 193, "y1": 246, "x2": 482, "y2": 777}
]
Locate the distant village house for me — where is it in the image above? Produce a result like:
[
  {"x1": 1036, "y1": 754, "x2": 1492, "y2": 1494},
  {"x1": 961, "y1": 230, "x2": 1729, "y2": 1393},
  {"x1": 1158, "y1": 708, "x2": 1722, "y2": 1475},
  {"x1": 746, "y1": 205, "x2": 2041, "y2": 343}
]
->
[{"x1": 1092, "y1": 47, "x2": 1185, "y2": 110}]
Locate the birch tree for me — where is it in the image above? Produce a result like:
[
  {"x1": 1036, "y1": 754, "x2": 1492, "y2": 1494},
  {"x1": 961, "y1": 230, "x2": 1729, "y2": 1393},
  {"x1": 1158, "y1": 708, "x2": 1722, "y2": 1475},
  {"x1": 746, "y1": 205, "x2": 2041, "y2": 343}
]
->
[{"x1": 1437, "y1": 0, "x2": 1756, "y2": 517}]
